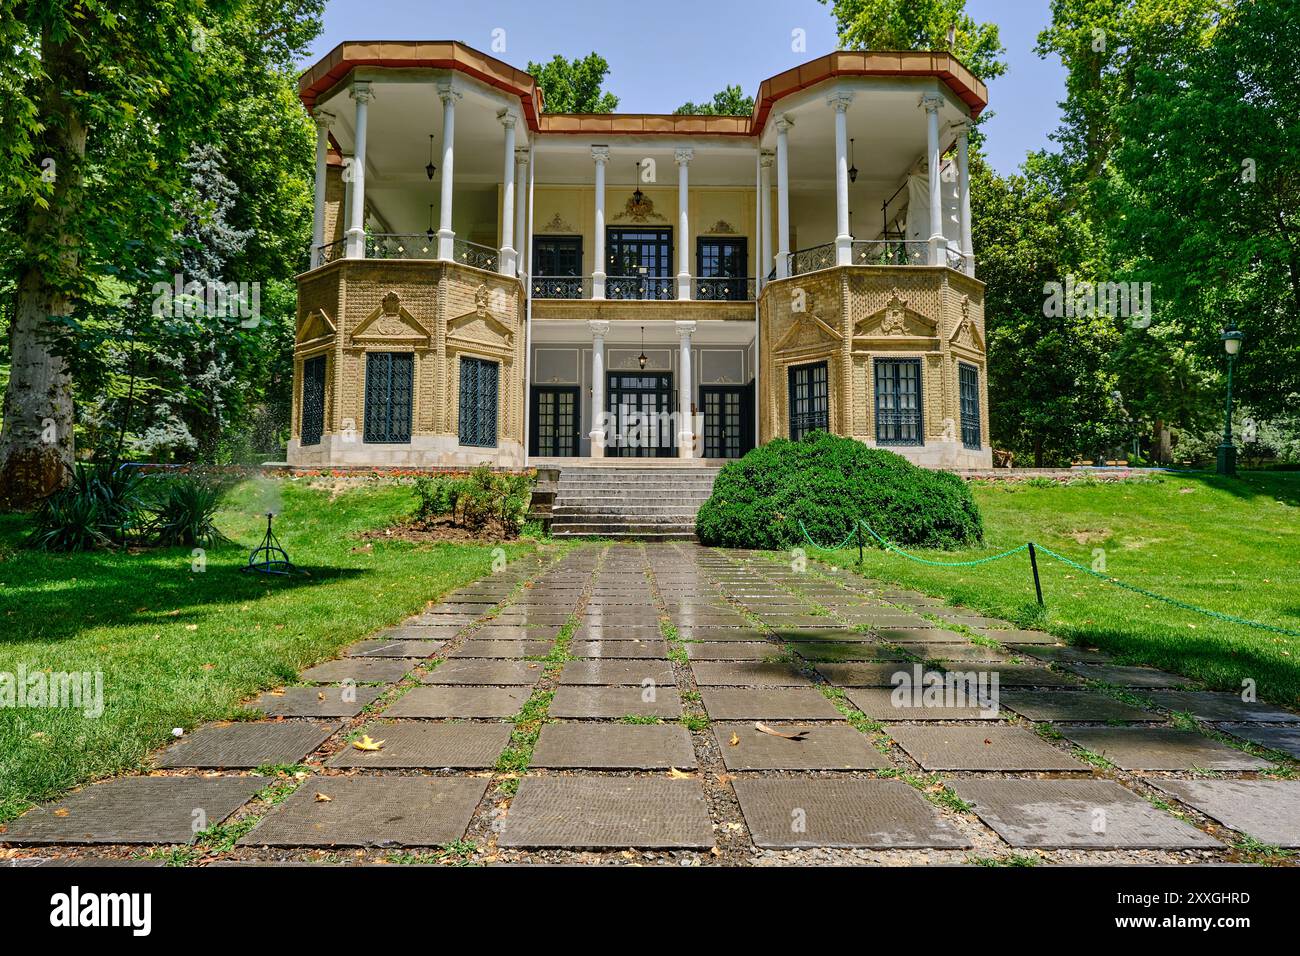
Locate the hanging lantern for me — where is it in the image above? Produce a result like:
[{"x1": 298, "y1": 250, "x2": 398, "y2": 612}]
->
[
  {"x1": 425, "y1": 134, "x2": 436, "y2": 180},
  {"x1": 638, "y1": 325, "x2": 648, "y2": 370},
  {"x1": 848, "y1": 137, "x2": 858, "y2": 184}
]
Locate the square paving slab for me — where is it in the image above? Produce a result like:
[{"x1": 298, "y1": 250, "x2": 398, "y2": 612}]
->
[
  {"x1": 470, "y1": 625, "x2": 561, "y2": 641},
  {"x1": 974, "y1": 664, "x2": 1081, "y2": 687},
  {"x1": 374, "y1": 626, "x2": 460, "y2": 641},
  {"x1": 845, "y1": 687, "x2": 1002, "y2": 720},
  {"x1": 346, "y1": 639, "x2": 445, "y2": 658},
  {"x1": 299, "y1": 657, "x2": 420, "y2": 684},
  {"x1": 380, "y1": 686, "x2": 529, "y2": 719},
  {"x1": 239, "y1": 777, "x2": 487, "y2": 847},
  {"x1": 154, "y1": 720, "x2": 341, "y2": 768},
  {"x1": 684, "y1": 642, "x2": 776, "y2": 661},
  {"x1": 1000, "y1": 690, "x2": 1159, "y2": 723},
  {"x1": 1063, "y1": 664, "x2": 1192, "y2": 688},
  {"x1": 679, "y1": 627, "x2": 773, "y2": 642},
  {"x1": 699, "y1": 687, "x2": 844, "y2": 720},
  {"x1": 970, "y1": 628, "x2": 1058, "y2": 644},
  {"x1": 1061, "y1": 728, "x2": 1272, "y2": 770},
  {"x1": 499, "y1": 777, "x2": 713, "y2": 848},
  {"x1": 1005, "y1": 644, "x2": 1114, "y2": 664},
  {"x1": 571, "y1": 640, "x2": 669, "y2": 659},
  {"x1": 549, "y1": 685, "x2": 682, "y2": 719},
  {"x1": 689, "y1": 661, "x2": 811, "y2": 686},
  {"x1": 815, "y1": 662, "x2": 917, "y2": 687},
  {"x1": 3, "y1": 776, "x2": 265, "y2": 845},
  {"x1": 448, "y1": 640, "x2": 553, "y2": 659},
  {"x1": 571, "y1": 624, "x2": 664, "y2": 642},
  {"x1": 911, "y1": 643, "x2": 1013, "y2": 663},
  {"x1": 875, "y1": 627, "x2": 954, "y2": 643},
  {"x1": 952, "y1": 779, "x2": 1219, "y2": 849},
  {"x1": 531, "y1": 724, "x2": 696, "y2": 769},
  {"x1": 1216, "y1": 724, "x2": 1300, "y2": 758},
  {"x1": 1145, "y1": 691, "x2": 1300, "y2": 724},
  {"x1": 787, "y1": 642, "x2": 909, "y2": 662},
  {"x1": 1148, "y1": 779, "x2": 1300, "y2": 847},
  {"x1": 714, "y1": 723, "x2": 889, "y2": 770},
  {"x1": 327, "y1": 722, "x2": 510, "y2": 768},
  {"x1": 886, "y1": 725, "x2": 1085, "y2": 771},
  {"x1": 732, "y1": 779, "x2": 969, "y2": 848},
  {"x1": 421, "y1": 660, "x2": 543, "y2": 686},
  {"x1": 245, "y1": 686, "x2": 384, "y2": 718},
  {"x1": 558, "y1": 660, "x2": 674, "y2": 685}
]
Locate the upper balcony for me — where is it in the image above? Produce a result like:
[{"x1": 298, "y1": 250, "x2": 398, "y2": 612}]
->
[{"x1": 299, "y1": 42, "x2": 984, "y2": 308}]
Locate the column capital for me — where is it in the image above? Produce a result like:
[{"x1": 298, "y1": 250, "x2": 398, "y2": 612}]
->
[
  {"x1": 588, "y1": 319, "x2": 610, "y2": 337},
  {"x1": 674, "y1": 147, "x2": 694, "y2": 166},
  {"x1": 920, "y1": 93, "x2": 944, "y2": 114},
  {"x1": 950, "y1": 120, "x2": 971, "y2": 141},
  {"x1": 675, "y1": 320, "x2": 697, "y2": 339},
  {"x1": 514, "y1": 147, "x2": 530, "y2": 165},
  {"x1": 312, "y1": 108, "x2": 335, "y2": 130},
  {"x1": 591, "y1": 145, "x2": 610, "y2": 165},
  {"x1": 759, "y1": 149, "x2": 775, "y2": 167},
  {"x1": 497, "y1": 108, "x2": 518, "y2": 129},
  {"x1": 774, "y1": 114, "x2": 794, "y2": 134},
  {"x1": 437, "y1": 82, "x2": 462, "y2": 105},
  {"x1": 349, "y1": 81, "x2": 374, "y2": 104},
  {"x1": 827, "y1": 90, "x2": 854, "y2": 112}
]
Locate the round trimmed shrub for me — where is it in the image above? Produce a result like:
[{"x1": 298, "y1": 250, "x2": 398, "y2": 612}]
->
[{"x1": 695, "y1": 431, "x2": 983, "y2": 550}]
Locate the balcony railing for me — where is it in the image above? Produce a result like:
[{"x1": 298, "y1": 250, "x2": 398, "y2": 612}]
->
[
  {"x1": 693, "y1": 276, "x2": 756, "y2": 301},
  {"x1": 365, "y1": 233, "x2": 438, "y2": 260},
  {"x1": 452, "y1": 238, "x2": 500, "y2": 272},
  {"x1": 785, "y1": 240, "x2": 974, "y2": 276},
  {"x1": 532, "y1": 275, "x2": 591, "y2": 299},
  {"x1": 606, "y1": 275, "x2": 676, "y2": 301},
  {"x1": 319, "y1": 239, "x2": 346, "y2": 265}
]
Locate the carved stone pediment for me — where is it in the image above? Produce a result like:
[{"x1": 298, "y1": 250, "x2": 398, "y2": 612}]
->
[
  {"x1": 297, "y1": 308, "x2": 336, "y2": 348},
  {"x1": 854, "y1": 289, "x2": 938, "y2": 339},
  {"x1": 351, "y1": 291, "x2": 431, "y2": 346},
  {"x1": 949, "y1": 296, "x2": 985, "y2": 351},
  {"x1": 447, "y1": 283, "x2": 515, "y2": 350},
  {"x1": 773, "y1": 312, "x2": 842, "y2": 353}
]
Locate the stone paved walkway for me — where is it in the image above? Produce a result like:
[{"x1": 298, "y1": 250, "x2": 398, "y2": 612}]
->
[{"x1": 5, "y1": 543, "x2": 1300, "y2": 866}]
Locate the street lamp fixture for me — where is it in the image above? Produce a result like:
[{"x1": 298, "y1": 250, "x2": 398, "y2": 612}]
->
[{"x1": 1216, "y1": 321, "x2": 1245, "y2": 476}]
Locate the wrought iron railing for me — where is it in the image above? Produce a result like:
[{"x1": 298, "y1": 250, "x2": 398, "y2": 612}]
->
[
  {"x1": 452, "y1": 238, "x2": 500, "y2": 272},
  {"x1": 787, "y1": 242, "x2": 836, "y2": 276},
  {"x1": 851, "y1": 240, "x2": 930, "y2": 267},
  {"x1": 365, "y1": 233, "x2": 438, "y2": 260},
  {"x1": 790, "y1": 410, "x2": 829, "y2": 442},
  {"x1": 693, "y1": 276, "x2": 756, "y2": 301},
  {"x1": 318, "y1": 239, "x2": 346, "y2": 265},
  {"x1": 875, "y1": 409, "x2": 924, "y2": 446},
  {"x1": 606, "y1": 275, "x2": 675, "y2": 301},
  {"x1": 531, "y1": 275, "x2": 590, "y2": 300}
]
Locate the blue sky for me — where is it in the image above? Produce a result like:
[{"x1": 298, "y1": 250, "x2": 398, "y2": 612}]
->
[{"x1": 306, "y1": 0, "x2": 1065, "y2": 175}]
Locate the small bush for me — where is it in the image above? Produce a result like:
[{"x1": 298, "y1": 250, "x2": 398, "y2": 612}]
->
[
  {"x1": 29, "y1": 464, "x2": 149, "y2": 551},
  {"x1": 412, "y1": 475, "x2": 471, "y2": 521},
  {"x1": 695, "y1": 431, "x2": 983, "y2": 550},
  {"x1": 147, "y1": 474, "x2": 229, "y2": 547},
  {"x1": 410, "y1": 467, "x2": 535, "y2": 536}
]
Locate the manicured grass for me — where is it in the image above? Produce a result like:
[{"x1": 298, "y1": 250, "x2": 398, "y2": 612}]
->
[
  {"x1": 814, "y1": 471, "x2": 1300, "y2": 706},
  {"x1": 0, "y1": 479, "x2": 537, "y2": 823}
]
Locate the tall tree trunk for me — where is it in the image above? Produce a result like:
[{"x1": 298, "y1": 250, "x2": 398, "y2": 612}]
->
[{"x1": 0, "y1": 30, "x2": 85, "y2": 509}]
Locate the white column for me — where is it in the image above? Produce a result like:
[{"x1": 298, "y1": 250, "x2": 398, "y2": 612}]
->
[
  {"x1": 497, "y1": 111, "x2": 518, "y2": 275},
  {"x1": 676, "y1": 321, "x2": 696, "y2": 459},
  {"x1": 591, "y1": 146, "x2": 609, "y2": 299},
  {"x1": 514, "y1": 147, "x2": 529, "y2": 277},
  {"x1": 922, "y1": 93, "x2": 945, "y2": 266},
  {"x1": 954, "y1": 121, "x2": 973, "y2": 275},
  {"x1": 345, "y1": 82, "x2": 373, "y2": 259},
  {"x1": 589, "y1": 319, "x2": 609, "y2": 456},
  {"x1": 829, "y1": 92, "x2": 854, "y2": 266},
  {"x1": 310, "y1": 110, "x2": 334, "y2": 268},
  {"x1": 436, "y1": 83, "x2": 460, "y2": 261},
  {"x1": 775, "y1": 116, "x2": 793, "y2": 278},
  {"x1": 342, "y1": 155, "x2": 355, "y2": 245},
  {"x1": 759, "y1": 150, "x2": 774, "y2": 285},
  {"x1": 675, "y1": 148, "x2": 693, "y2": 300}
]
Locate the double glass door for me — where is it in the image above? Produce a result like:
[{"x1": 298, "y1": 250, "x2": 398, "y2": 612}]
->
[
  {"x1": 530, "y1": 386, "x2": 580, "y2": 457},
  {"x1": 607, "y1": 228, "x2": 673, "y2": 300},
  {"x1": 606, "y1": 372, "x2": 675, "y2": 457}
]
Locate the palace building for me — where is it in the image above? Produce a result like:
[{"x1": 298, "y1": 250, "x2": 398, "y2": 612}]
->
[{"x1": 291, "y1": 42, "x2": 992, "y2": 471}]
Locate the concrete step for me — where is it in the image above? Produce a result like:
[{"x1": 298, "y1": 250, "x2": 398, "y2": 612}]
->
[
  {"x1": 551, "y1": 523, "x2": 698, "y2": 536},
  {"x1": 554, "y1": 507, "x2": 703, "y2": 518},
  {"x1": 551, "y1": 530, "x2": 698, "y2": 541}
]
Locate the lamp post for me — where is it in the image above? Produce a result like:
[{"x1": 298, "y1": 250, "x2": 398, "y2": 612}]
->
[{"x1": 1216, "y1": 322, "x2": 1244, "y2": 476}]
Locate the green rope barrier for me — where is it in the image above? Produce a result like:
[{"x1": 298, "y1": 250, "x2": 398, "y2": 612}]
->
[
  {"x1": 797, "y1": 520, "x2": 859, "y2": 553},
  {"x1": 1033, "y1": 544, "x2": 1300, "y2": 639},
  {"x1": 859, "y1": 522, "x2": 1029, "y2": 567}
]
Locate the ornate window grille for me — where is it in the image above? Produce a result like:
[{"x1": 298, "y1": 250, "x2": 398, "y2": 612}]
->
[
  {"x1": 959, "y1": 362, "x2": 981, "y2": 449},
  {"x1": 874, "y1": 358, "x2": 923, "y2": 446},
  {"x1": 788, "y1": 361, "x2": 829, "y2": 440},
  {"x1": 300, "y1": 355, "x2": 326, "y2": 446},
  {"x1": 363, "y1": 352, "x2": 413, "y2": 443},
  {"x1": 458, "y1": 356, "x2": 499, "y2": 448}
]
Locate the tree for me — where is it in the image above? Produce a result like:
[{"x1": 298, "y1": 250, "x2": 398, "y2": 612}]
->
[
  {"x1": 526, "y1": 53, "x2": 619, "y2": 113},
  {"x1": 820, "y1": 0, "x2": 1007, "y2": 80},
  {"x1": 675, "y1": 85, "x2": 754, "y2": 116}
]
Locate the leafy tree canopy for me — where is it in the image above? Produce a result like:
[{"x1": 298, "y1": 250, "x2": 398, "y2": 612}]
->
[
  {"x1": 527, "y1": 53, "x2": 619, "y2": 112},
  {"x1": 820, "y1": 0, "x2": 1007, "y2": 80},
  {"x1": 675, "y1": 85, "x2": 754, "y2": 116}
]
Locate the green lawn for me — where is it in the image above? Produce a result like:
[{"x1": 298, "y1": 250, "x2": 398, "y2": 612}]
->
[
  {"x1": 815, "y1": 471, "x2": 1300, "y2": 707},
  {"x1": 0, "y1": 479, "x2": 537, "y2": 823}
]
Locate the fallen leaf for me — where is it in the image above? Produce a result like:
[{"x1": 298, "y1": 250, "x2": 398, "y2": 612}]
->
[
  {"x1": 314, "y1": 792, "x2": 333, "y2": 802},
  {"x1": 729, "y1": 732, "x2": 740, "y2": 746},
  {"x1": 316, "y1": 692, "x2": 326, "y2": 701},
  {"x1": 53, "y1": 809, "x2": 70, "y2": 817},
  {"x1": 667, "y1": 767, "x2": 693, "y2": 779},
  {"x1": 352, "y1": 734, "x2": 385, "y2": 751},
  {"x1": 754, "y1": 721, "x2": 807, "y2": 740}
]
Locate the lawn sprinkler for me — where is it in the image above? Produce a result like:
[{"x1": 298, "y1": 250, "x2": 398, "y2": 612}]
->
[{"x1": 242, "y1": 512, "x2": 305, "y2": 576}]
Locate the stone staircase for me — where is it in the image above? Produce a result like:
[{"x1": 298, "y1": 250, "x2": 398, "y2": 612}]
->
[{"x1": 549, "y1": 464, "x2": 721, "y2": 540}]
